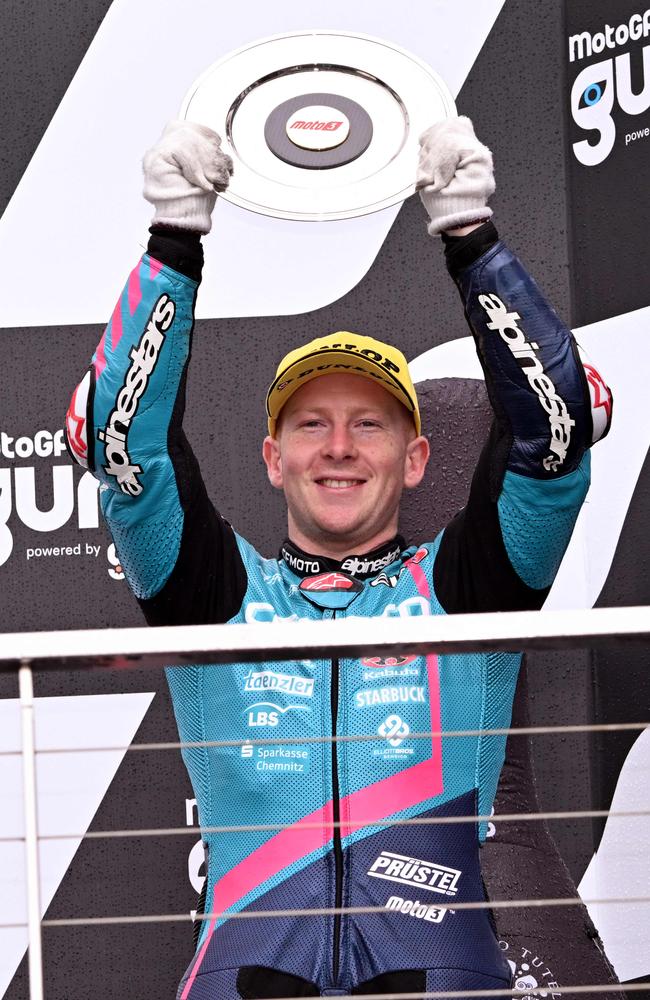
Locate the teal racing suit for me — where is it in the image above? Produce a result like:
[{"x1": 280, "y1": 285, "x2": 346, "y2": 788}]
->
[{"x1": 65, "y1": 222, "x2": 611, "y2": 1000}]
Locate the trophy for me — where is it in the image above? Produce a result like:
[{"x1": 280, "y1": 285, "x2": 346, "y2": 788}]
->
[{"x1": 180, "y1": 30, "x2": 456, "y2": 221}]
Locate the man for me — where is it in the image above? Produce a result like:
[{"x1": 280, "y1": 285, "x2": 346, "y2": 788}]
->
[{"x1": 65, "y1": 116, "x2": 611, "y2": 1000}]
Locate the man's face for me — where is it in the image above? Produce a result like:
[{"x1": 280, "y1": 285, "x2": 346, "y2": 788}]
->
[{"x1": 263, "y1": 373, "x2": 429, "y2": 557}]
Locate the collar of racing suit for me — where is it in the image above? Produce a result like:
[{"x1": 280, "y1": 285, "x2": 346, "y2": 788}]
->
[{"x1": 279, "y1": 536, "x2": 407, "y2": 580}]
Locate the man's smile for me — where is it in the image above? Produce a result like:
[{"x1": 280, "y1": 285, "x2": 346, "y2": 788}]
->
[{"x1": 316, "y1": 477, "x2": 367, "y2": 490}]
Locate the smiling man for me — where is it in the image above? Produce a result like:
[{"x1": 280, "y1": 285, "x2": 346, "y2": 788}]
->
[
  {"x1": 263, "y1": 360, "x2": 430, "y2": 557},
  {"x1": 66, "y1": 117, "x2": 612, "y2": 1000}
]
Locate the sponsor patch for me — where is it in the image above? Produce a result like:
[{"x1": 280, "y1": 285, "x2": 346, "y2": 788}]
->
[
  {"x1": 243, "y1": 669, "x2": 314, "y2": 698},
  {"x1": 355, "y1": 686, "x2": 424, "y2": 709},
  {"x1": 374, "y1": 714, "x2": 415, "y2": 761},
  {"x1": 362, "y1": 655, "x2": 417, "y2": 669},
  {"x1": 362, "y1": 655, "x2": 420, "y2": 682},
  {"x1": 368, "y1": 851, "x2": 461, "y2": 896},
  {"x1": 241, "y1": 742, "x2": 310, "y2": 775},
  {"x1": 384, "y1": 894, "x2": 446, "y2": 923},
  {"x1": 244, "y1": 701, "x2": 310, "y2": 728}
]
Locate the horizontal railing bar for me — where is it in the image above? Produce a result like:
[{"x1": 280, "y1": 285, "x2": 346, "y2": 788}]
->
[
  {"x1": 0, "y1": 606, "x2": 648, "y2": 672},
  {"x1": 0, "y1": 720, "x2": 646, "y2": 758},
  {"x1": 2, "y1": 894, "x2": 645, "y2": 930},
  {"x1": 1, "y1": 808, "x2": 647, "y2": 844}
]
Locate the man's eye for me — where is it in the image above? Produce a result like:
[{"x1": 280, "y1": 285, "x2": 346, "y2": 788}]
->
[{"x1": 579, "y1": 80, "x2": 607, "y2": 108}]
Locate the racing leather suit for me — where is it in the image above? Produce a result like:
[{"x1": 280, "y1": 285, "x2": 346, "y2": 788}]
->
[{"x1": 65, "y1": 222, "x2": 612, "y2": 1000}]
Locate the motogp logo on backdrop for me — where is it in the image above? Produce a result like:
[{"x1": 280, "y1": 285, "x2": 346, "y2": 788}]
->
[
  {"x1": 569, "y1": 11, "x2": 650, "y2": 165},
  {"x1": 0, "y1": 428, "x2": 100, "y2": 567}
]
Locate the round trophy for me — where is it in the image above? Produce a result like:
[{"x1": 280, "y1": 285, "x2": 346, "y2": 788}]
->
[{"x1": 179, "y1": 31, "x2": 456, "y2": 222}]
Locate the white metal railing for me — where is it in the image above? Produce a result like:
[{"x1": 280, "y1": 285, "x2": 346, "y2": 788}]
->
[
  {"x1": 2, "y1": 605, "x2": 650, "y2": 672},
  {"x1": 4, "y1": 605, "x2": 650, "y2": 1000}
]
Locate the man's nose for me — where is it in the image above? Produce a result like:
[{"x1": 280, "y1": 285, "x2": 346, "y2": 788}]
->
[{"x1": 322, "y1": 423, "x2": 357, "y2": 461}]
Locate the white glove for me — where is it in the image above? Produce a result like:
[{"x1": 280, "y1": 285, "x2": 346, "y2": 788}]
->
[
  {"x1": 142, "y1": 120, "x2": 234, "y2": 234},
  {"x1": 417, "y1": 116, "x2": 495, "y2": 235}
]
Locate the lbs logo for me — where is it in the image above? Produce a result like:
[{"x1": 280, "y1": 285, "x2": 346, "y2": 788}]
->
[
  {"x1": 244, "y1": 701, "x2": 310, "y2": 728},
  {"x1": 569, "y1": 12, "x2": 650, "y2": 165}
]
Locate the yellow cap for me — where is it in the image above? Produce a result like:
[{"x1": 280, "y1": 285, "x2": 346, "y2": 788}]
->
[{"x1": 266, "y1": 331, "x2": 421, "y2": 437}]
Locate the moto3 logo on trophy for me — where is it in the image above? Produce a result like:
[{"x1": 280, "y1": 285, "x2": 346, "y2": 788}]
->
[
  {"x1": 569, "y1": 10, "x2": 650, "y2": 165},
  {"x1": 286, "y1": 105, "x2": 350, "y2": 150},
  {"x1": 0, "y1": 428, "x2": 100, "y2": 567}
]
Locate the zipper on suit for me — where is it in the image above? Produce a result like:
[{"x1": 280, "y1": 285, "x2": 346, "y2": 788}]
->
[{"x1": 330, "y1": 610, "x2": 343, "y2": 984}]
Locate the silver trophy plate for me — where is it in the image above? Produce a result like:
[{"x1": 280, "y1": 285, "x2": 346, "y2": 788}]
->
[{"x1": 180, "y1": 31, "x2": 456, "y2": 222}]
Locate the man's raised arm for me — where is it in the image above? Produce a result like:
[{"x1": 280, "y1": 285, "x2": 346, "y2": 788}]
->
[
  {"x1": 65, "y1": 122, "x2": 247, "y2": 625},
  {"x1": 417, "y1": 117, "x2": 613, "y2": 614}
]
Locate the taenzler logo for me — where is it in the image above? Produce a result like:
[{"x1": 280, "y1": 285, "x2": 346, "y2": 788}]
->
[
  {"x1": 243, "y1": 670, "x2": 314, "y2": 697},
  {"x1": 368, "y1": 852, "x2": 461, "y2": 896},
  {"x1": 569, "y1": 11, "x2": 650, "y2": 165},
  {"x1": 385, "y1": 895, "x2": 446, "y2": 924},
  {"x1": 355, "y1": 686, "x2": 424, "y2": 708}
]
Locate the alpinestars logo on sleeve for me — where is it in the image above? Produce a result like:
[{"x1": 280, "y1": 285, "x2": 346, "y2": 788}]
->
[
  {"x1": 97, "y1": 294, "x2": 175, "y2": 496},
  {"x1": 479, "y1": 293, "x2": 575, "y2": 472}
]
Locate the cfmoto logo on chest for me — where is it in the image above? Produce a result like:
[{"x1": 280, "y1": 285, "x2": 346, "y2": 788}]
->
[
  {"x1": 368, "y1": 852, "x2": 461, "y2": 896},
  {"x1": 569, "y1": 11, "x2": 650, "y2": 165}
]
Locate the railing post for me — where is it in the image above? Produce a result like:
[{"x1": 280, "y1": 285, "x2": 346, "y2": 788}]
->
[{"x1": 19, "y1": 658, "x2": 45, "y2": 1000}]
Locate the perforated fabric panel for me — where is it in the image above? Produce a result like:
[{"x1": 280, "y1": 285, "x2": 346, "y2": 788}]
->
[
  {"x1": 178, "y1": 966, "x2": 238, "y2": 1000},
  {"x1": 477, "y1": 652, "x2": 522, "y2": 838},
  {"x1": 436, "y1": 650, "x2": 491, "y2": 807},
  {"x1": 107, "y1": 503, "x2": 184, "y2": 599},
  {"x1": 165, "y1": 665, "x2": 211, "y2": 830},
  {"x1": 426, "y1": 966, "x2": 512, "y2": 995},
  {"x1": 167, "y1": 654, "x2": 332, "y2": 952},
  {"x1": 345, "y1": 793, "x2": 508, "y2": 985},
  {"x1": 497, "y1": 455, "x2": 591, "y2": 588},
  {"x1": 193, "y1": 855, "x2": 333, "y2": 987}
]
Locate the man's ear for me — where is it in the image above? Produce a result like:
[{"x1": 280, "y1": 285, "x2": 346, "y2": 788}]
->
[
  {"x1": 404, "y1": 434, "x2": 430, "y2": 489},
  {"x1": 262, "y1": 435, "x2": 283, "y2": 489}
]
